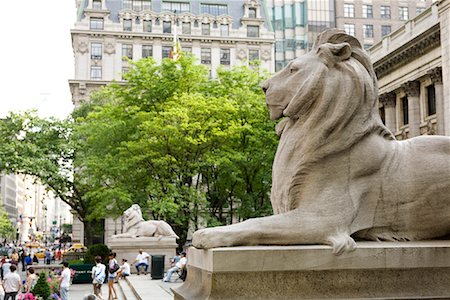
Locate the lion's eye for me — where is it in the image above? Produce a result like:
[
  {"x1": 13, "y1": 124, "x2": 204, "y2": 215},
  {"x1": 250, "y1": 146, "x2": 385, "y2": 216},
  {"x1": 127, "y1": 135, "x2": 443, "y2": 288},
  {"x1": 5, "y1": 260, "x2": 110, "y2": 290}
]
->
[{"x1": 290, "y1": 67, "x2": 298, "y2": 74}]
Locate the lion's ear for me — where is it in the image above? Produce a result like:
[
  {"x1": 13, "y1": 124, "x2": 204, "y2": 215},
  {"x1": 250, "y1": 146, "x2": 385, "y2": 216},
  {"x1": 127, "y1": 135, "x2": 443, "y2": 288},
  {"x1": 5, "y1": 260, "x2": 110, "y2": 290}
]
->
[{"x1": 317, "y1": 42, "x2": 352, "y2": 67}]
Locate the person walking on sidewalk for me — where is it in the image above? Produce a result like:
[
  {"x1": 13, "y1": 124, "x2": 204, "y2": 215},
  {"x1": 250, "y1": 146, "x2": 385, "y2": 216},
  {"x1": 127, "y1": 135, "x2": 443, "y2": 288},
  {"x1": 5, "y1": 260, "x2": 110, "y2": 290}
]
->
[
  {"x1": 59, "y1": 261, "x2": 71, "y2": 300},
  {"x1": 3, "y1": 264, "x2": 21, "y2": 300},
  {"x1": 132, "y1": 249, "x2": 149, "y2": 275},
  {"x1": 107, "y1": 253, "x2": 119, "y2": 300},
  {"x1": 92, "y1": 256, "x2": 106, "y2": 299}
]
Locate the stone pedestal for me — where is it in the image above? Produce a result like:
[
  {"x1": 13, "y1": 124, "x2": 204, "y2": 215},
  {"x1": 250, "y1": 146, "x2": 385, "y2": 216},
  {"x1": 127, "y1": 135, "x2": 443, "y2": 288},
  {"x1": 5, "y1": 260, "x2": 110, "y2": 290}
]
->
[
  {"x1": 173, "y1": 241, "x2": 450, "y2": 299},
  {"x1": 109, "y1": 237, "x2": 177, "y2": 273}
]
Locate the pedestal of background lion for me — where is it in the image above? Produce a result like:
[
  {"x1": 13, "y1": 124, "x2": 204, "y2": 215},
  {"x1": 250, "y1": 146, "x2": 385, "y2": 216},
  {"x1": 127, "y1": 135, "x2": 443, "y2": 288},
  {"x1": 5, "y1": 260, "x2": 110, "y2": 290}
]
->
[{"x1": 173, "y1": 29, "x2": 450, "y2": 299}]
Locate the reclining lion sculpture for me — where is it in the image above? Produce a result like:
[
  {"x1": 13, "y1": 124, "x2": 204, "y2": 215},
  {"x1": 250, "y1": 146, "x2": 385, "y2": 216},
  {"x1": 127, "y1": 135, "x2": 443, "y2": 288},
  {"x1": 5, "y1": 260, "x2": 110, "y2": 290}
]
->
[
  {"x1": 112, "y1": 204, "x2": 179, "y2": 239},
  {"x1": 193, "y1": 29, "x2": 450, "y2": 255}
]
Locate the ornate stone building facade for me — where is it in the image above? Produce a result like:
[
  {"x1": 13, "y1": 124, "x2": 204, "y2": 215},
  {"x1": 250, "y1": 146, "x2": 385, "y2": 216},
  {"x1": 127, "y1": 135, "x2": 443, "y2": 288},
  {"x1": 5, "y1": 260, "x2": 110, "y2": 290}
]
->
[
  {"x1": 369, "y1": 0, "x2": 449, "y2": 139},
  {"x1": 70, "y1": 0, "x2": 275, "y2": 106}
]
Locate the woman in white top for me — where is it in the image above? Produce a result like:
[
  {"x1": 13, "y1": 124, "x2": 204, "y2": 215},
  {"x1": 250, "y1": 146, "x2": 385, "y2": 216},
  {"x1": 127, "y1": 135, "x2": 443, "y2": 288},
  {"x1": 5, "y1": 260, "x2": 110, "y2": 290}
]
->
[
  {"x1": 91, "y1": 256, "x2": 106, "y2": 299},
  {"x1": 107, "y1": 252, "x2": 118, "y2": 300}
]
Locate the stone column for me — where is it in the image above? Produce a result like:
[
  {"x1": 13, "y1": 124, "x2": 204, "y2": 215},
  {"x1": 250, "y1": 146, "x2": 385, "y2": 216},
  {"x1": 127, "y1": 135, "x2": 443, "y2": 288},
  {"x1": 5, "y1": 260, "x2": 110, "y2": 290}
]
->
[
  {"x1": 70, "y1": 210, "x2": 84, "y2": 244},
  {"x1": 428, "y1": 67, "x2": 445, "y2": 135},
  {"x1": 438, "y1": 1, "x2": 450, "y2": 135},
  {"x1": 379, "y1": 92, "x2": 397, "y2": 134},
  {"x1": 402, "y1": 81, "x2": 421, "y2": 138}
]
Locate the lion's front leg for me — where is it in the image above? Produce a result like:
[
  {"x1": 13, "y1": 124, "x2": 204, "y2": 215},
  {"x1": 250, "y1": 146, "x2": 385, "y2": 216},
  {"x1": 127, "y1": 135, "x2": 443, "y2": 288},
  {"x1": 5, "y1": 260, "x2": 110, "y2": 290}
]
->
[{"x1": 193, "y1": 209, "x2": 356, "y2": 255}]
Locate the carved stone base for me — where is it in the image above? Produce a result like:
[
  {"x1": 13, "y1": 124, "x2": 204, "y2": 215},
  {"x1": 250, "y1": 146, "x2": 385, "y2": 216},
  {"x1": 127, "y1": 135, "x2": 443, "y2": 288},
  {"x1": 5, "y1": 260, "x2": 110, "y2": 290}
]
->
[
  {"x1": 109, "y1": 237, "x2": 177, "y2": 273},
  {"x1": 172, "y1": 241, "x2": 450, "y2": 299}
]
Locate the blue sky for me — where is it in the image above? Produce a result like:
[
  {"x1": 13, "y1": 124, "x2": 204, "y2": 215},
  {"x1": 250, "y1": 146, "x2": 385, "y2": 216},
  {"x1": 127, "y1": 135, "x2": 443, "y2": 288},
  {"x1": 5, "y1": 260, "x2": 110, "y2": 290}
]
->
[{"x1": 0, "y1": 1, "x2": 76, "y2": 119}]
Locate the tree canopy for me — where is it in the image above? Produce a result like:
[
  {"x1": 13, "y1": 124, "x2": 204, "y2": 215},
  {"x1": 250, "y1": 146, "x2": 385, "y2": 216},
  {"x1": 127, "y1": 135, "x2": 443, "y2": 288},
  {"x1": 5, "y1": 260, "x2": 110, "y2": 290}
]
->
[{"x1": 0, "y1": 55, "x2": 279, "y2": 243}]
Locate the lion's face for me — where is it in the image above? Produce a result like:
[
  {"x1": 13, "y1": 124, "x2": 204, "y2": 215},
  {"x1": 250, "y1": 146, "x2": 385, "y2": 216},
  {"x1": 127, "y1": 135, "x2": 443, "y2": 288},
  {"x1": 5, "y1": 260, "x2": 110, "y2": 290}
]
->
[
  {"x1": 123, "y1": 204, "x2": 141, "y2": 222},
  {"x1": 261, "y1": 43, "x2": 352, "y2": 121}
]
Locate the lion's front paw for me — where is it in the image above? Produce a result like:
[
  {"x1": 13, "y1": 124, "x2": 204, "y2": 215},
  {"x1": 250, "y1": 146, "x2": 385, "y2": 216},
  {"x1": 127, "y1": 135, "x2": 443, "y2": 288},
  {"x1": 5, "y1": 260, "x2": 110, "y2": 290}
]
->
[
  {"x1": 192, "y1": 227, "x2": 239, "y2": 249},
  {"x1": 327, "y1": 233, "x2": 356, "y2": 256}
]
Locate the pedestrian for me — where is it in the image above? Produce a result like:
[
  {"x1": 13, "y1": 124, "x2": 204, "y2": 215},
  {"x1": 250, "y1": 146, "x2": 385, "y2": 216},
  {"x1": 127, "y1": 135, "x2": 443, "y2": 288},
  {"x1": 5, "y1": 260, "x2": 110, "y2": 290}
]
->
[
  {"x1": 91, "y1": 256, "x2": 106, "y2": 299},
  {"x1": 2, "y1": 264, "x2": 21, "y2": 300},
  {"x1": 132, "y1": 249, "x2": 149, "y2": 275},
  {"x1": 163, "y1": 251, "x2": 187, "y2": 282},
  {"x1": 2, "y1": 259, "x2": 11, "y2": 280},
  {"x1": 107, "y1": 253, "x2": 118, "y2": 300},
  {"x1": 59, "y1": 261, "x2": 71, "y2": 300},
  {"x1": 116, "y1": 259, "x2": 130, "y2": 280},
  {"x1": 24, "y1": 255, "x2": 31, "y2": 268},
  {"x1": 32, "y1": 255, "x2": 38, "y2": 265},
  {"x1": 25, "y1": 267, "x2": 38, "y2": 293},
  {"x1": 44, "y1": 249, "x2": 52, "y2": 265}
]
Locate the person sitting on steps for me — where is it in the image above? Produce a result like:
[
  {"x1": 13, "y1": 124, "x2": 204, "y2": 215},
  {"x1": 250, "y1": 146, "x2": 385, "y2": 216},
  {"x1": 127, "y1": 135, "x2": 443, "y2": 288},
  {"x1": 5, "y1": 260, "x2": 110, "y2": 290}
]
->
[{"x1": 163, "y1": 251, "x2": 187, "y2": 282}]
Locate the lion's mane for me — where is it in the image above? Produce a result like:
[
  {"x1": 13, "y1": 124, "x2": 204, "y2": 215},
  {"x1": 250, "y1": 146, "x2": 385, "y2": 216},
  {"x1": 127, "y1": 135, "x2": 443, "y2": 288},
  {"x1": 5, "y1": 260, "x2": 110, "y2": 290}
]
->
[{"x1": 275, "y1": 29, "x2": 394, "y2": 213}]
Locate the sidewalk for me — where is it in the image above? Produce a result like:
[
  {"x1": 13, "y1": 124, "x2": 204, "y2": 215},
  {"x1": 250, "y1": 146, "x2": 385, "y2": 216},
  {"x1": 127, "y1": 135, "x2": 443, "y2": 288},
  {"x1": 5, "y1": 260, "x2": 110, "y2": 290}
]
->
[{"x1": 120, "y1": 274, "x2": 183, "y2": 300}]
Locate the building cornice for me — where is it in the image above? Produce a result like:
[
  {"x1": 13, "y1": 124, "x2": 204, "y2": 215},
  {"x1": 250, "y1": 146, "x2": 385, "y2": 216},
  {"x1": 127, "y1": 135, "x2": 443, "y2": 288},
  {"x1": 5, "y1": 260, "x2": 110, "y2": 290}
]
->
[
  {"x1": 372, "y1": 25, "x2": 440, "y2": 79},
  {"x1": 70, "y1": 29, "x2": 275, "y2": 44}
]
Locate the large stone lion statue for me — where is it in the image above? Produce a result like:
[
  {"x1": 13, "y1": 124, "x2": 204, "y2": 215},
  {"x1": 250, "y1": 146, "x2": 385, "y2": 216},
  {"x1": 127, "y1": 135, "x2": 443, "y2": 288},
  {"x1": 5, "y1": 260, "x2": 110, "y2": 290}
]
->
[
  {"x1": 112, "y1": 204, "x2": 179, "y2": 239},
  {"x1": 193, "y1": 29, "x2": 450, "y2": 255}
]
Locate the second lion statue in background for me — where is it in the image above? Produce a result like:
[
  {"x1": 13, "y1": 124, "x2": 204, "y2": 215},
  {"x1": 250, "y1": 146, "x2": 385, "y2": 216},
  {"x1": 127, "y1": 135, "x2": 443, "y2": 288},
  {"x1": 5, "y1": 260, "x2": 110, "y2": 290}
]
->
[
  {"x1": 193, "y1": 29, "x2": 450, "y2": 255},
  {"x1": 112, "y1": 204, "x2": 179, "y2": 239}
]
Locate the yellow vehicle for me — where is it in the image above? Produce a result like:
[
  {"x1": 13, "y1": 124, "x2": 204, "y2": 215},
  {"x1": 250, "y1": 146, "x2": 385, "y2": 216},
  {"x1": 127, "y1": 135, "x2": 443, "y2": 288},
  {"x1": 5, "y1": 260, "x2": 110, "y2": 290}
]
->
[
  {"x1": 34, "y1": 250, "x2": 46, "y2": 259},
  {"x1": 65, "y1": 243, "x2": 87, "y2": 253}
]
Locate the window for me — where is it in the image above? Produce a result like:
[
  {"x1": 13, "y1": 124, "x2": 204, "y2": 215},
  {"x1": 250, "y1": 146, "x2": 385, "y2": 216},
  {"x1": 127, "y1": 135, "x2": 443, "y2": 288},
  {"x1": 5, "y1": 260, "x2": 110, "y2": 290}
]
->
[
  {"x1": 181, "y1": 47, "x2": 191, "y2": 53},
  {"x1": 427, "y1": 85, "x2": 436, "y2": 116},
  {"x1": 163, "y1": 21, "x2": 172, "y2": 33},
  {"x1": 249, "y1": 7, "x2": 257, "y2": 18},
  {"x1": 401, "y1": 96, "x2": 408, "y2": 125},
  {"x1": 379, "y1": 106, "x2": 385, "y2": 125},
  {"x1": 201, "y1": 48, "x2": 211, "y2": 64},
  {"x1": 275, "y1": 61, "x2": 284, "y2": 72},
  {"x1": 202, "y1": 23, "x2": 210, "y2": 35},
  {"x1": 142, "y1": 45, "x2": 152, "y2": 58},
  {"x1": 162, "y1": 46, "x2": 171, "y2": 58},
  {"x1": 381, "y1": 6, "x2": 391, "y2": 19},
  {"x1": 122, "y1": 44, "x2": 133, "y2": 59},
  {"x1": 249, "y1": 50, "x2": 259, "y2": 61},
  {"x1": 90, "y1": 18, "x2": 104, "y2": 30},
  {"x1": 123, "y1": 19, "x2": 132, "y2": 31},
  {"x1": 363, "y1": 43, "x2": 373, "y2": 49},
  {"x1": 220, "y1": 49, "x2": 230, "y2": 65},
  {"x1": 399, "y1": 7, "x2": 408, "y2": 21},
  {"x1": 344, "y1": 23, "x2": 355, "y2": 36},
  {"x1": 123, "y1": 0, "x2": 132, "y2": 9},
  {"x1": 92, "y1": 0, "x2": 102, "y2": 10},
  {"x1": 182, "y1": 22, "x2": 191, "y2": 34},
  {"x1": 381, "y1": 25, "x2": 391, "y2": 37},
  {"x1": 132, "y1": 0, "x2": 142, "y2": 11},
  {"x1": 363, "y1": 25, "x2": 373, "y2": 38},
  {"x1": 162, "y1": 1, "x2": 190, "y2": 13},
  {"x1": 247, "y1": 25, "x2": 259, "y2": 38},
  {"x1": 275, "y1": 40, "x2": 284, "y2": 51},
  {"x1": 343, "y1": 3, "x2": 354, "y2": 18},
  {"x1": 285, "y1": 39, "x2": 295, "y2": 50},
  {"x1": 201, "y1": 4, "x2": 227, "y2": 16},
  {"x1": 362, "y1": 5, "x2": 373, "y2": 18},
  {"x1": 274, "y1": 6, "x2": 283, "y2": 30},
  {"x1": 90, "y1": 66, "x2": 102, "y2": 79},
  {"x1": 143, "y1": 20, "x2": 152, "y2": 32},
  {"x1": 220, "y1": 24, "x2": 229, "y2": 37},
  {"x1": 142, "y1": 0, "x2": 151, "y2": 10},
  {"x1": 284, "y1": 4, "x2": 293, "y2": 28},
  {"x1": 122, "y1": 67, "x2": 129, "y2": 80},
  {"x1": 91, "y1": 43, "x2": 102, "y2": 60},
  {"x1": 417, "y1": 7, "x2": 426, "y2": 15}
]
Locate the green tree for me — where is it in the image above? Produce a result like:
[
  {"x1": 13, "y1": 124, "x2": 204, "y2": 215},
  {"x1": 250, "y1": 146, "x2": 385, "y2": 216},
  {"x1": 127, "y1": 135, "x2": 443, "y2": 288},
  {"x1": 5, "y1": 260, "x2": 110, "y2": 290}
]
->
[
  {"x1": 0, "y1": 203, "x2": 13, "y2": 240},
  {"x1": 32, "y1": 272, "x2": 51, "y2": 300}
]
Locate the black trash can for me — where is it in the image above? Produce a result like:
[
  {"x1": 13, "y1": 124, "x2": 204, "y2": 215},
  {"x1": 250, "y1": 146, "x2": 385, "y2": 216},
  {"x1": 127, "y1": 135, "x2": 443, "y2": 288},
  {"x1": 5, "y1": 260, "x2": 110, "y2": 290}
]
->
[{"x1": 151, "y1": 254, "x2": 165, "y2": 279}]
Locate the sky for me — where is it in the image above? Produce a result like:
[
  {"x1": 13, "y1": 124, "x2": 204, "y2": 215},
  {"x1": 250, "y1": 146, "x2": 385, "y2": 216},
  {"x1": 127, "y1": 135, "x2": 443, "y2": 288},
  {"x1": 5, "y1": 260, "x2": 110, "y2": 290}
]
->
[{"x1": 0, "y1": 1, "x2": 76, "y2": 120}]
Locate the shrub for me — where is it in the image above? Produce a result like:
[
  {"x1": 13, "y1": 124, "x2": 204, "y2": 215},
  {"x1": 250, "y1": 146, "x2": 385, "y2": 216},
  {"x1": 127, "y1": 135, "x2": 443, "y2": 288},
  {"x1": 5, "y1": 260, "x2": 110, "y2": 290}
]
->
[
  {"x1": 31, "y1": 272, "x2": 51, "y2": 300},
  {"x1": 84, "y1": 244, "x2": 110, "y2": 264}
]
